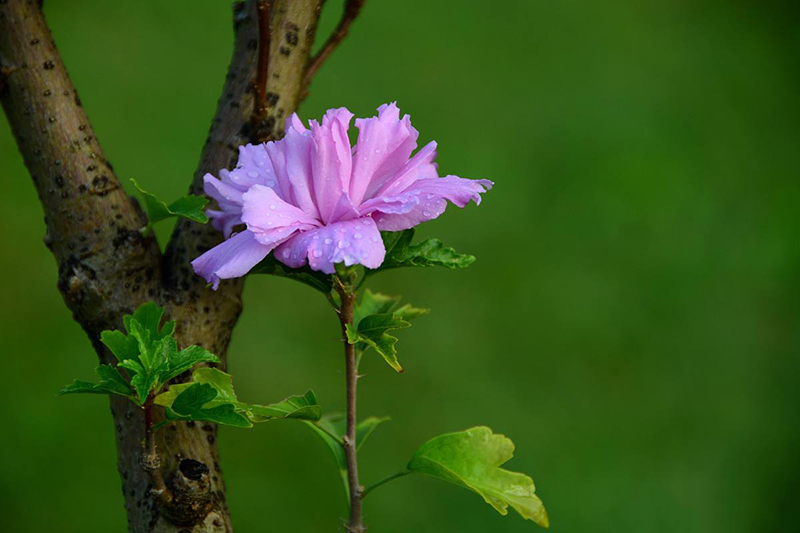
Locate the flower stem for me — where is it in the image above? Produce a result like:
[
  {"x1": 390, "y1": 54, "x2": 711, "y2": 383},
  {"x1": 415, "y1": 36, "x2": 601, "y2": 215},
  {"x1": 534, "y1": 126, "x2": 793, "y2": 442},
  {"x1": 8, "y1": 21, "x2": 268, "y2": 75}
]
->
[
  {"x1": 336, "y1": 281, "x2": 365, "y2": 532},
  {"x1": 362, "y1": 470, "x2": 412, "y2": 499}
]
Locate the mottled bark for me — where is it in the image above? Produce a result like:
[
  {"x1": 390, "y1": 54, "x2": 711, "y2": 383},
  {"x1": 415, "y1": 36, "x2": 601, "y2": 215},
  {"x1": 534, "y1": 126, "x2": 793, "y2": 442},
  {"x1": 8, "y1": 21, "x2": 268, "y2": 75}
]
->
[{"x1": 0, "y1": 0, "x2": 323, "y2": 531}]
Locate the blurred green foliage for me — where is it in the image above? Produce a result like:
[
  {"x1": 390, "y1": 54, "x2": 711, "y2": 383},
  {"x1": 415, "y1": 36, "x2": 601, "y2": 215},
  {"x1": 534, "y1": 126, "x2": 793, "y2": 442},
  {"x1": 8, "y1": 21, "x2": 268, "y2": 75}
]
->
[{"x1": 1, "y1": 1, "x2": 798, "y2": 531}]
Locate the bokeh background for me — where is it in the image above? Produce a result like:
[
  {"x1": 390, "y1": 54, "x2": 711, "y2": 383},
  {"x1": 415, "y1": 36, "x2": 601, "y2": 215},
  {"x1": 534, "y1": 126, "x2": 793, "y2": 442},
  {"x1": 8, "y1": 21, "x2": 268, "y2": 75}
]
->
[{"x1": 1, "y1": 1, "x2": 798, "y2": 531}]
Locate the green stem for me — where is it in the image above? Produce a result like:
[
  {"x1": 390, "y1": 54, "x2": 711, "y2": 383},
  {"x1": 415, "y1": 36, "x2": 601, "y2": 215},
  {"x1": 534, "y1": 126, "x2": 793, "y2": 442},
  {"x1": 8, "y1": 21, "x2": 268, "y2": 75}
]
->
[{"x1": 362, "y1": 470, "x2": 412, "y2": 499}]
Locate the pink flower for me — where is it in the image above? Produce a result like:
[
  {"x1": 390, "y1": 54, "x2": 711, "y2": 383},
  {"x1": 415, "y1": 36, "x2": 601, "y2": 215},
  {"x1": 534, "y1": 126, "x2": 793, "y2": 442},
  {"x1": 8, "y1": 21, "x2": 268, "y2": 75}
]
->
[{"x1": 192, "y1": 103, "x2": 492, "y2": 289}]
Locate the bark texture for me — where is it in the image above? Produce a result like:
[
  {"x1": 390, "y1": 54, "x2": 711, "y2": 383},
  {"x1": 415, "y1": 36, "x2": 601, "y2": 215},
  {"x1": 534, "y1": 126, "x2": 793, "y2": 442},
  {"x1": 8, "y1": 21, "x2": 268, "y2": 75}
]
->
[{"x1": 0, "y1": 0, "x2": 323, "y2": 531}]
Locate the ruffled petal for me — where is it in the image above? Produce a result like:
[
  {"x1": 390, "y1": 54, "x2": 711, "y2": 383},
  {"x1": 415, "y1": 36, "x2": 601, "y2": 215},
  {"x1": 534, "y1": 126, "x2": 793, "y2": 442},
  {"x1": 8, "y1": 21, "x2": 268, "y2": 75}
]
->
[
  {"x1": 265, "y1": 125, "x2": 320, "y2": 219},
  {"x1": 310, "y1": 108, "x2": 354, "y2": 223},
  {"x1": 349, "y1": 103, "x2": 419, "y2": 207},
  {"x1": 191, "y1": 230, "x2": 271, "y2": 290},
  {"x1": 373, "y1": 140, "x2": 439, "y2": 199},
  {"x1": 242, "y1": 184, "x2": 319, "y2": 246},
  {"x1": 274, "y1": 217, "x2": 385, "y2": 274},
  {"x1": 361, "y1": 176, "x2": 493, "y2": 232}
]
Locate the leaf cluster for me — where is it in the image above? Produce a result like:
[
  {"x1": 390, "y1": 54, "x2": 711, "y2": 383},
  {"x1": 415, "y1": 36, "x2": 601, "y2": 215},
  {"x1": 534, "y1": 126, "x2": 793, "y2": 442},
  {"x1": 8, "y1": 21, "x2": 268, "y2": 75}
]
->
[{"x1": 59, "y1": 302, "x2": 219, "y2": 406}]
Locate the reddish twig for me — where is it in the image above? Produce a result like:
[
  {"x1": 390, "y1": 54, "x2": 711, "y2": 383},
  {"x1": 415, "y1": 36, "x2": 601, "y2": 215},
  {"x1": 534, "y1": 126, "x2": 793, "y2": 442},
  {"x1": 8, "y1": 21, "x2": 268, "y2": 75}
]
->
[
  {"x1": 253, "y1": 0, "x2": 272, "y2": 119},
  {"x1": 301, "y1": 0, "x2": 365, "y2": 100}
]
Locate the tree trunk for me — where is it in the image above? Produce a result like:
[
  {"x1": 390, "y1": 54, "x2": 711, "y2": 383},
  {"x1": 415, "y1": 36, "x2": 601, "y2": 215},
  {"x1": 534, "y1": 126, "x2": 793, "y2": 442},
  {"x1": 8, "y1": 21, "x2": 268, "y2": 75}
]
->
[{"x1": 0, "y1": 0, "x2": 323, "y2": 530}]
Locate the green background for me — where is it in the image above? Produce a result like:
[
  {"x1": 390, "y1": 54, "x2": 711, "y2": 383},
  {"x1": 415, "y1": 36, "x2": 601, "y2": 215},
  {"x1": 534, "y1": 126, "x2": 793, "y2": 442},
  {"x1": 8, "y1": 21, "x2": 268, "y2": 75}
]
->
[{"x1": 1, "y1": 1, "x2": 798, "y2": 531}]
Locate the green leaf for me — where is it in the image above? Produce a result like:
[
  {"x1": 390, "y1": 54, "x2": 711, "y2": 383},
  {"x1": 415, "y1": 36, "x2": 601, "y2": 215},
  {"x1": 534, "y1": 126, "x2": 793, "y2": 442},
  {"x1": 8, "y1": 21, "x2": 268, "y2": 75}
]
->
[
  {"x1": 353, "y1": 290, "x2": 400, "y2": 325},
  {"x1": 407, "y1": 427, "x2": 549, "y2": 528},
  {"x1": 304, "y1": 414, "x2": 390, "y2": 504},
  {"x1": 100, "y1": 330, "x2": 139, "y2": 363},
  {"x1": 158, "y1": 343, "x2": 220, "y2": 384},
  {"x1": 371, "y1": 229, "x2": 475, "y2": 273},
  {"x1": 154, "y1": 368, "x2": 320, "y2": 426},
  {"x1": 119, "y1": 358, "x2": 156, "y2": 405},
  {"x1": 346, "y1": 314, "x2": 411, "y2": 373},
  {"x1": 250, "y1": 254, "x2": 334, "y2": 294},
  {"x1": 164, "y1": 383, "x2": 251, "y2": 428},
  {"x1": 59, "y1": 364, "x2": 135, "y2": 400},
  {"x1": 131, "y1": 178, "x2": 209, "y2": 225}
]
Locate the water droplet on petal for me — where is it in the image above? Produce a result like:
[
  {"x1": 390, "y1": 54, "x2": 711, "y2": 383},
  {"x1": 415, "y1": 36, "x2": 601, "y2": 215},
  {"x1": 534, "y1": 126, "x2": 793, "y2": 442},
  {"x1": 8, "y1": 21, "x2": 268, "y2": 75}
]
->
[
  {"x1": 338, "y1": 240, "x2": 350, "y2": 249},
  {"x1": 313, "y1": 250, "x2": 323, "y2": 258},
  {"x1": 248, "y1": 171, "x2": 259, "y2": 178},
  {"x1": 283, "y1": 250, "x2": 291, "y2": 258},
  {"x1": 324, "y1": 238, "x2": 332, "y2": 244},
  {"x1": 371, "y1": 236, "x2": 379, "y2": 243},
  {"x1": 423, "y1": 211, "x2": 430, "y2": 217},
  {"x1": 269, "y1": 204, "x2": 276, "y2": 210},
  {"x1": 354, "y1": 233, "x2": 362, "y2": 239}
]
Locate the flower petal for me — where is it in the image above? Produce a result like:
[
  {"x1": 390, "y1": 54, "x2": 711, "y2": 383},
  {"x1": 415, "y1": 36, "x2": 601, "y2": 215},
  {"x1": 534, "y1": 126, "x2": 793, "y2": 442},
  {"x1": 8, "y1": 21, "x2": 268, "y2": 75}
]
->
[
  {"x1": 265, "y1": 124, "x2": 320, "y2": 219},
  {"x1": 242, "y1": 184, "x2": 319, "y2": 246},
  {"x1": 361, "y1": 176, "x2": 493, "y2": 232},
  {"x1": 191, "y1": 230, "x2": 270, "y2": 290},
  {"x1": 349, "y1": 103, "x2": 419, "y2": 207},
  {"x1": 311, "y1": 108, "x2": 354, "y2": 223},
  {"x1": 374, "y1": 140, "x2": 439, "y2": 198},
  {"x1": 274, "y1": 217, "x2": 385, "y2": 274}
]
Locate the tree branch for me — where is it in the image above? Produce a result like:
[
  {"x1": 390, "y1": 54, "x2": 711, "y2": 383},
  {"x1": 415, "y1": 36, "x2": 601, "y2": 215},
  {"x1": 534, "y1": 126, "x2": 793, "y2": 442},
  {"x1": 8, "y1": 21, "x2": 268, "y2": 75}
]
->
[
  {"x1": 301, "y1": 0, "x2": 365, "y2": 101},
  {"x1": 2, "y1": 0, "x2": 336, "y2": 530}
]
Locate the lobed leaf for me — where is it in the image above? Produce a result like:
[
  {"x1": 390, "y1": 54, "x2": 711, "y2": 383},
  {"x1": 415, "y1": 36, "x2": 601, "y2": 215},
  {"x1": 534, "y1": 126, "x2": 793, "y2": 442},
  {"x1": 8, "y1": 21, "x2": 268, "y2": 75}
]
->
[
  {"x1": 131, "y1": 178, "x2": 209, "y2": 225},
  {"x1": 407, "y1": 427, "x2": 549, "y2": 528},
  {"x1": 154, "y1": 367, "x2": 320, "y2": 428},
  {"x1": 370, "y1": 229, "x2": 475, "y2": 274},
  {"x1": 163, "y1": 383, "x2": 251, "y2": 428},
  {"x1": 59, "y1": 365, "x2": 135, "y2": 400}
]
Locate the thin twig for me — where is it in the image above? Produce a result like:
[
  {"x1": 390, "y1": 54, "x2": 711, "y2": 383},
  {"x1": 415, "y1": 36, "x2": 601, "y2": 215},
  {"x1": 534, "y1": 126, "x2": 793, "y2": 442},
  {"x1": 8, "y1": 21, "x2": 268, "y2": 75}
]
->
[
  {"x1": 301, "y1": 0, "x2": 366, "y2": 100},
  {"x1": 253, "y1": 0, "x2": 272, "y2": 119},
  {"x1": 142, "y1": 395, "x2": 173, "y2": 505},
  {"x1": 336, "y1": 281, "x2": 365, "y2": 533}
]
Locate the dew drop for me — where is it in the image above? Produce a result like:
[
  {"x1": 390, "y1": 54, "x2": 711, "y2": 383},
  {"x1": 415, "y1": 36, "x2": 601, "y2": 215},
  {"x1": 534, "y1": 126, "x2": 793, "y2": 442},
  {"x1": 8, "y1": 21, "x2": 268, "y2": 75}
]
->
[
  {"x1": 338, "y1": 240, "x2": 350, "y2": 249},
  {"x1": 283, "y1": 250, "x2": 291, "y2": 258},
  {"x1": 248, "y1": 171, "x2": 259, "y2": 178},
  {"x1": 423, "y1": 211, "x2": 430, "y2": 217},
  {"x1": 269, "y1": 204, "x2": 276, "y2": 210},
  {"x1": 371, "y1": 236, "x2": 379, "y2": 243},
  {"x1": 313, "y1": 250, "x2": 323, "y2": 258},
  {"x1": 354, "y1": 233, "x2": 362, "y2": 239},
  {"x1": 324, "y1": 238, "x2": 332, "y2": 244}
]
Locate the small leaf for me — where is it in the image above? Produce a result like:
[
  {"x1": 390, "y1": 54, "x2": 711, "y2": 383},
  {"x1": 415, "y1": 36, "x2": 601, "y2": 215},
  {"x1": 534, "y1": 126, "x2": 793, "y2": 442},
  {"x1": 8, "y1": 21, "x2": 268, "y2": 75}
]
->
[
  {"x1": 250, "y1": 254, "x2": 334, "y2": 294},
  {"x1": 353, "y1": 290, "x2": 399, "y2": 325},
  {"x1": 304, "y1": 414, "x2": 390, "y2": 504},
  {"x1": 155, "y1": 368, "x2": 320, "y2": 425},
  {"x1": 158, "y1": 343, "x2": 220, "y2": 384},
  {"x1": 119, "y1": 358, "x2": 157, "y2": 405},
  {"x1": 59, "y1": 365, "x2": 135, "y2": 400},
  {"x1": 355, "y1": 416, "x2": 391, "y2": 451},
  {"x1": 346, "y1": 314, "x2": 411, "y2": 373},
  {"x1": 372, "y1": 229, "x2": 475, "y2": 273},
  {"x1": 100, "y1": 330, "x2": 139, "y2": 363},
  {"x1": 407, "y1": 427, "x2": 549, "y2": 528},
  {"x1": 165, "y1": 383, "x2": 251, "y2": 428},
  {"x1": 131, "y1": 178, "x2": 209, "y2": 225}
]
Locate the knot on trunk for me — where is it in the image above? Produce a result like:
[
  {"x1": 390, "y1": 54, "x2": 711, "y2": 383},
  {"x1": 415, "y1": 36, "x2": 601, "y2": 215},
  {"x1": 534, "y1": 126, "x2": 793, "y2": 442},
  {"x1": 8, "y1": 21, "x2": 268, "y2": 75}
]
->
[{"x1": 161, "y1": 458, "x2": 213, "y2": 526}]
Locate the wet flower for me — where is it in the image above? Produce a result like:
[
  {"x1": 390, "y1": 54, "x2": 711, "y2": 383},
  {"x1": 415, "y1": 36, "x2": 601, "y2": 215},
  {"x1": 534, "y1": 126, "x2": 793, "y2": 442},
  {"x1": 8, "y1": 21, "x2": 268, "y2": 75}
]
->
[{"x1": 193, "y1": 103, "x2": 492, "y2": 288}]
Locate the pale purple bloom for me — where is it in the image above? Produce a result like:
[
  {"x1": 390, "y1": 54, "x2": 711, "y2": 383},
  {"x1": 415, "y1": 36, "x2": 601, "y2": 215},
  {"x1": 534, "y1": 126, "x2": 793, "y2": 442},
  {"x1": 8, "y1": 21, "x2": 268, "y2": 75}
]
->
[{"x1": 192, "y1": 103, "x2": 492, "y2": 289}]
